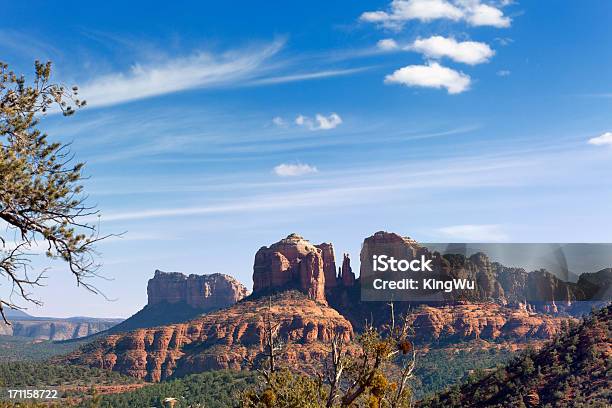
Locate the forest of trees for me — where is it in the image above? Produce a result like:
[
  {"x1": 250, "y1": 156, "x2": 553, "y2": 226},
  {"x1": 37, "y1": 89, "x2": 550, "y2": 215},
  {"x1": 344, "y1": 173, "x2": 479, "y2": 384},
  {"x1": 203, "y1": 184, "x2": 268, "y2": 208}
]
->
[
  {"x1": 0, "y1": 361, "x2": 140, "y2": 388},
  {"x1": 0, "y1": 335, "x2": 85, "y2": 362},
  {"x1": 420, "y1": 305, "x2": 612, "y2": 408},
  {"x1": 98, "y1": 371, "x2": 257, "y2": 408}
]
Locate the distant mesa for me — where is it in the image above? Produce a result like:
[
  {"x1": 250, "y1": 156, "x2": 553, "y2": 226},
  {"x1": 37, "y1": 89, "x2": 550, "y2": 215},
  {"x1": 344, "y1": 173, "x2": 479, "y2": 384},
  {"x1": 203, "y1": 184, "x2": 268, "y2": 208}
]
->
[
  {"x1": 108, "y1": 270, "x2": 249, "y2": 334},
  {"x1": 0, "y1": 314, "x2": 122, "y2": 341}
]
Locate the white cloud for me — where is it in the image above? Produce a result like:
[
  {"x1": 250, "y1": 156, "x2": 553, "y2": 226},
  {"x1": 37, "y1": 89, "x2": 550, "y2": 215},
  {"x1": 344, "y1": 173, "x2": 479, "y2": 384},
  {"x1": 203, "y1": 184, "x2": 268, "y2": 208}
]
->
[
  {"x1": 588, "y1": 132, "x2": 612, "y2": 146},
  {"x1": 316, "y1": 113, "x2": 343, "y2": 130},
  {"x1": 409, "y1": 36, "x2": 494, "y2": 65},
  {"x1": 497, "y1": 69, "x2": 511, "y2": 76},
  {"x1": 295, "y1": 115, "x2": 308, "y2": 126},
  {"x1": 385, "y1": 62, "x2": 471, "y2": 94},
  {"x1": 377, "y1": 38, "x2": 400, "y2": 51},
  {"x1": 362, "y1": 0, "x2": 463, "y2": 27},
  {"x1": 295, "y1": 113, "x2": 343, "y2": 131},
  {"x1": 361, "y1": 0, "x2": 510, "y2": 29},
  {"x1": 436, "y1": 224, "x2": 508, "y2": 241},
  {"x1": 272, "y1": 116, "x2": 286, "y2": 127},
  {"x1": 273, "y1": 163, "x2": 319, "y2": 177},
  {"x1": 463, "y1": 2, "x2": 511, "y2": 28}
]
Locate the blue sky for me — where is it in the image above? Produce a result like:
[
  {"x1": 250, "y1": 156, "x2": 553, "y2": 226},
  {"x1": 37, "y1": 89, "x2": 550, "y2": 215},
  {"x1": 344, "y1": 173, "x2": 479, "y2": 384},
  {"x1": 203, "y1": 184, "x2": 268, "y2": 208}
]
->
[{"x1": 1, "y1": 0, "x2": 612, "y2": 317}]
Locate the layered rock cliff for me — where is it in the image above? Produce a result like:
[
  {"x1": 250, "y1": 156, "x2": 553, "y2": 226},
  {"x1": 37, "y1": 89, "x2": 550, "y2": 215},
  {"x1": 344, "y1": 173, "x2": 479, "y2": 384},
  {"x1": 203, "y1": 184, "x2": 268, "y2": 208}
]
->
[
  {"x1": 59, "y1": 292, "x2": 353, "y2": 381},
  {"x1": 407, "y1": 303, "x2": 566, "y2": 344},
  {"x1": 147, "y1": 271, "x2": 248, "y2": 309},
  {"x1": 0, "y1": 318, "x2": 121, "y2": 341}
]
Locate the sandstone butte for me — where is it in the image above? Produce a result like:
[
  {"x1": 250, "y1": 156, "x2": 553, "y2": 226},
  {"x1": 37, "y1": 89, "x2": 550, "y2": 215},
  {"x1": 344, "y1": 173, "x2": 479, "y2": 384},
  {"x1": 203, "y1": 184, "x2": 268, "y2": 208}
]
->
[
  {"x1": 105, "y1": 271, "x2": 251, "y2": 335},
  {"x1": 58, "y1": 231, "x2": 590, "y2": 381},
  {"x1": 147, "y1": 270, "x2": 249, "y2": 310}
]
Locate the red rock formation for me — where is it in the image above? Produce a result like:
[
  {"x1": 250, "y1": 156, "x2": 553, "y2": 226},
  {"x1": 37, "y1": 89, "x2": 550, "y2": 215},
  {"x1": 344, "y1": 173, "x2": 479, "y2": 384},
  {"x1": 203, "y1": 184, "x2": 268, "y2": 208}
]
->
[
  {"x1": 360, "y1": 231, "x2": 425, "y2": 272},
  {"x1": 356, "y1": 231, "x2": 590, "y2": 306},
  {"x1": 407, "y1": 303, "x2": 571, "y2": 343},
  {"x1": 59, "y1": 292, "x2": 353, "y2": 382},
  {"x1": 339, "y1": 253, "x2": 355, "y2": 287},
  {"x1": 147, "y1": 271, "x2": 248, "y2": 310},
  {"x1": 253, "y1": 233, "x2": 327, "y2": 303},
  {"x1": 316, "y1": 243, "x2": 337, "y2": 289},
  {"x1": 299, "y1": 252, "x2": 326, "y2": 303}
]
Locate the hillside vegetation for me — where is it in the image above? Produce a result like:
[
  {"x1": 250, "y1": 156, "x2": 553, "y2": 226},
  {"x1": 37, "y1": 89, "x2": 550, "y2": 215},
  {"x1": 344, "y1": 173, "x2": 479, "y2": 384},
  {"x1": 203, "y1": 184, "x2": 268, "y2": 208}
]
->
[
  {"x1": 98, "y1": 371, "x2": 257, "y2": 408},
  {"x1": 420, "y1": 304, "x2": 612, "y2": 407},
  {"x1": 0, "y1": 336, "x2": 87, "y2": 362},
  {"x1": 0, "y1": 361, "x2": 140, "y2": 388}
]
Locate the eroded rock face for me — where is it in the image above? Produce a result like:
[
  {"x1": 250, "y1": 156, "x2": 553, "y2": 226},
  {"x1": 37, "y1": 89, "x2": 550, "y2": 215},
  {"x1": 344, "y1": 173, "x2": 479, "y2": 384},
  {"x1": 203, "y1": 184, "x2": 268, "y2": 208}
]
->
[
  {"x1": 329, "y1": 231, "x2": 586, "y2": 332},
  {"x1": 317, "y1": 243, "x2": 337, "y2": 289},
  {"x1": 147, "y1": 271, "x2": 249, "y2": 310},
  {"x1": 253, "y1": 234, "x2": 327, "y2": 303},
  {"x1": 357, "y1": 231, "x2": 598, "y2": 307},
  {"x1": 59, "y1": 292, "x2": 353, "y2": 382},
  {"x1": 407, "y1": 303, "x2": 568, "y2": 343}
]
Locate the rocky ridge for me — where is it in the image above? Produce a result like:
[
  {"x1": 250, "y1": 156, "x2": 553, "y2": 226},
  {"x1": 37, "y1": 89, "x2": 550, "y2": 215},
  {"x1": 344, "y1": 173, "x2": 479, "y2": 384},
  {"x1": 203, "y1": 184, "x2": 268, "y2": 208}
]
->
[{"x1": 59, "y1": 292, "x2": 353, "y2": 382}]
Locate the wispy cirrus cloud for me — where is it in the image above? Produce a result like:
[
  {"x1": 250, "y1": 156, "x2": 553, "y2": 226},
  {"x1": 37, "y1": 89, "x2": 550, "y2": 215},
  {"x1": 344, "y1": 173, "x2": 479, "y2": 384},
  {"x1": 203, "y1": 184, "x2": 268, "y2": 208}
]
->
[
  {"x1": 77, "y1": 41, "x2": 284, "y2": 109},
  {"x1": 90, "y1": 145, "x2": 588, "y2": 223},
  {"x1": 75, "y1": 41, "x2": 369, "y2": 109},
  {"x1": 246, "y1": 67, "x2": 371, "y2": 86}
]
